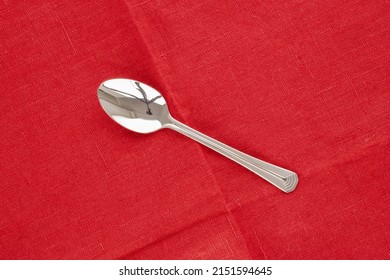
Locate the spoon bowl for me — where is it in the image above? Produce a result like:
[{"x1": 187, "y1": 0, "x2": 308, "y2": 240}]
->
[{"x1": 98, "y1": 78, "x2": 171, "y2": 134}]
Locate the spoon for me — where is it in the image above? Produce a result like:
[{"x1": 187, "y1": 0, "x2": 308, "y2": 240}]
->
[{"x1": 97, "y1": 78, "x2": 298, "y2": 193}]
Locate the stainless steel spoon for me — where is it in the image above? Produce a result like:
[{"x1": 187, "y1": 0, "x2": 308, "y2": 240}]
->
[{"x1": 97, "y1": 78, "x2": 298, "y2": 193}]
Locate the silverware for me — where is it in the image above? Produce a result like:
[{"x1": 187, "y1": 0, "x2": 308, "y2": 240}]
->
[{"x1": 97, "y1": 79, "x2": 298, "y2": 192}]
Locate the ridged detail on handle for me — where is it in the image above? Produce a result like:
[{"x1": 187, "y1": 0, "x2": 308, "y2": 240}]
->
[
  {"x1": 168, "y1": 119, "x2": 298, "y2": 193},
  {"x1": 282, "y1": 172, "x2": 298, "y2": 193}
]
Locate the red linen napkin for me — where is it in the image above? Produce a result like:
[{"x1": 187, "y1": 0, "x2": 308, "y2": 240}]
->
[{"x1": 0, "y1": 0, "x2": 389, "y2": 259}]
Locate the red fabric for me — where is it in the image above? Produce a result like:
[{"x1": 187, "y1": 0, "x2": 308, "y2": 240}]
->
[{"x1": 1, "y1": 0, "x2": 389, "y2": 259}]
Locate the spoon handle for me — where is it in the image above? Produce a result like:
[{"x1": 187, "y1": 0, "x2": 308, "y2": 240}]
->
[{"x1": 166, "y1": 119, "x2": 298, "y2": 193}]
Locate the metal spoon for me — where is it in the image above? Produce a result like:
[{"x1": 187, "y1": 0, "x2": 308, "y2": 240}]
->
[{"x1": 97, "y1": 78, "x2": 298, "y2": 193}]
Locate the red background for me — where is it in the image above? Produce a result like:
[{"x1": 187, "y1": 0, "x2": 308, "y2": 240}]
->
[{"x1": 1, "y1": 0, "x2": 389, "y2": 259}]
